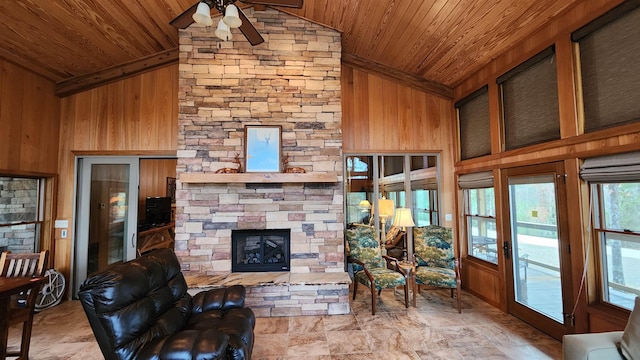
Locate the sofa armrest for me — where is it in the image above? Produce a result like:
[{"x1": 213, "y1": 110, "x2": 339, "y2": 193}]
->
[
  {"x1": 563, "y1": 331, "x2": 624, "y2": 360},
  {"x1": 192, "y1": 284, "x2": 247, "y2": 313}
]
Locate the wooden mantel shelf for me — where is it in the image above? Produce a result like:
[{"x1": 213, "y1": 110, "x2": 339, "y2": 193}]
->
[{"x1": 179, "y1": 172, "x2": 338, "y2": 184}]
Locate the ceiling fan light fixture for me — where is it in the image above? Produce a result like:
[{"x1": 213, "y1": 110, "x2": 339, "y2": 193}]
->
[
  {"x1": 214, "y1": 18, "x2": 233, "y2": 41},
  {"x1": 193, "y1": 2, "x2": 214, "y2": 26},
  {"x1": 222, "y1": 4, "x2": 242, "y2": 28}
]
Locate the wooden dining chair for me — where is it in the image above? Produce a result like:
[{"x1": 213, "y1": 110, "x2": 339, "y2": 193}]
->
[{"x1": 0, "y1": 250, "x2": 49, "y2": 358}]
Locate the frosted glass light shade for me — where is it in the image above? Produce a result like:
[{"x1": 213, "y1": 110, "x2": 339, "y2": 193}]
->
[
  {"x1": 223, "y1": 4, "x2": 242, "y2": 28},
  {"x1": 215, "y1": 19, "x2": 233, "y2": 41},
  {"x1": 192, "y1": 2, "x2": 214, "y2": 26}
]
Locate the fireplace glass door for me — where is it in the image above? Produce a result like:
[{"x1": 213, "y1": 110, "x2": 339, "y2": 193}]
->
[{"x1": 232, "y1": 229, "x2": 290, "y2": 272}]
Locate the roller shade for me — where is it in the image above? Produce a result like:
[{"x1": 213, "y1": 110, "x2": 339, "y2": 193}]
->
[
  {"x1": 458, "y1": 171, "x2": 494, "y2": 189},
  {"x1": 498, "y1": 47, "x2": 560, "y2": 150},
  {"x1": 457, "y1": 86, "x2": 491, "y2": 160},
  {"x1": 580, "y1": 152, "x2": 640, "y2": 183},
  {"x1": 573, "y1": 2, "x2": 640, "y2": 133}
]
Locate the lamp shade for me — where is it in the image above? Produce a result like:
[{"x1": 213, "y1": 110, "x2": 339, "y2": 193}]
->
[
  {"x1": 192, "y1": 2, "x2": 214, "y2": 26},
  {"x1": 358, "y1": 200, "x2": 371, "y2": 210},
  {"x1": 377, "y1": 198, "x2": 395, "y2": 218},
  {"x1": 392, "y1": 208, "x2": 415, "y2": 228},
  {"x1": 223, "y1": 4, "x2": 242, "y2": 28},
  {"x1": 214, "y1": 19, "x2": 233, "y2": 41}
]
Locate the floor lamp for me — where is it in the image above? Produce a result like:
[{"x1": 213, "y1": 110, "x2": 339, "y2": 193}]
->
[{"x1": 392, "y1": 208, "x2": 415, "y2": 262}]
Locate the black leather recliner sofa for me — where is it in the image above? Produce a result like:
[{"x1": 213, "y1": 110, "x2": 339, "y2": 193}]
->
[{"x1": 78, "y1": 248, "x2": 255, "y2": 360}]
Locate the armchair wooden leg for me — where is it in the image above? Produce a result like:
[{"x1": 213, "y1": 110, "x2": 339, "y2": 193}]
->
[{"x1": 370, "y1": 284, "x2": 377, "y2": 315}]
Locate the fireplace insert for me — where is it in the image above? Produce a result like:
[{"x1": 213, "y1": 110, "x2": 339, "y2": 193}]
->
[{"x1": 232, "y1": 229, "x2": 290, "y2": 272}]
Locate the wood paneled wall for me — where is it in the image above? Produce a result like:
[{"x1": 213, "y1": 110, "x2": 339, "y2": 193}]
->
[
  {"x1": 138, "y1": 158, "x2": 177, "y2": 223},
  {"x1": 0, "y1": 59, "x2": 60, "y2": 174},
  {"x1": 341, "y1": 65, "x2": 457, "y2": 227},
  {"x1": 0, "y1": 58, "x2": 60, "y2": 260},
  {"x1": 55, "y1": 64, "x2": 178, "y2": 279},
  {"x1": 453, "y1": 0, "x2": 637, "y2": 332}
]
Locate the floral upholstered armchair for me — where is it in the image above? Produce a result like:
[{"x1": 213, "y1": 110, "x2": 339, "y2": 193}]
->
[
  {"x1": 413, "y1": 225, "x2": 462, "y2": 313},
  {"x1": 346, "y1": 224, "x2": 408, "y2": 315}
]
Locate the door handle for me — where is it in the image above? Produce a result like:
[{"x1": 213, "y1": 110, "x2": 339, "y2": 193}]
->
[
  {"x1": 503, "y1": 240, "x2": 511, "y2": 259},
  {"x1": 131, "y1": 233, "x2": 136, "y2": 248}
]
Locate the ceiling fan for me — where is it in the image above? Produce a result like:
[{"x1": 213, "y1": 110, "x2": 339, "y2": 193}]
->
[{"x1": 170, "y1": 0, "x2": 304, "y2": 46}]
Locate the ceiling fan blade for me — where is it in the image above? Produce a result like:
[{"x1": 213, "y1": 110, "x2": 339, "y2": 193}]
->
[
  {"x1": 170, "y1": 2, "x2": 199, "y2": 29},
  {"x1": 237, "y1": 8, "x2": 264, "y2": 46},
  {"x1": 241, "y1": 0, "x2": 303, "y2": 8}
]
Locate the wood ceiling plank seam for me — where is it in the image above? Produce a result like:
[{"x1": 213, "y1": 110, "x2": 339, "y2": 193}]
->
[
  {"x1": 87, "y1": 0, "x2": 167, "y2": 55},
  {"x1": 56, "y1": 0, "x2": 160, "y2": 70},
  {"x1": 428, "y1": 0, "x2": 520, "y2": 85},
  {"x1": 0, "y1": 1, "x2": 105, "y2": 79},
  {"x1": 445, "y1": 0, "x2": 576, "y2": 86},
  {"x1": 349, "y1": 0, "x2": 399, "y2": 57},
  {"x1": 55, "y1": 0, "x2": 142, "y2": 62},
  {"x1": 340, "y1": 0, "x2": 383, "y2": 55},
  {"x1": 410, "y1": 0, "x2": 474, "y2": 75},
  {"x1": 318, "y1": 0, "x2": 357, "y2": 32},
  {"x1": 365, "y1": 0, "x2": 418, "y2": 59},
  {"x1": 395, "y1": 0, "x2": 451, "y2": 70},
  {"x1": 37, "y1": 0, "x2": 134, "y2": 74},
  {"x1": 116, "y1": 0, "x2": 179, "y2": 49},
  {"x1": 378, "y1": 0, "x2": 444, "y2": 68},
  {"x1": 416, "y1": 0, "x2": 501, "y2": 78}
]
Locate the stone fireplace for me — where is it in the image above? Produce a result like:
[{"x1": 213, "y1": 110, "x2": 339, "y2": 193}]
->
[{"x1": 175, "y1": 8, "x2": 349, "y2": 316}]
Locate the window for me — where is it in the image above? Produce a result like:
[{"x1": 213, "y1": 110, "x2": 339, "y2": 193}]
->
[
  {"x1": 592, "y1": 183, "x2": 640, "y2": 310},
  {"x1": 456, "y1": 85, "x2": 491, "y2": 160},
  {"x1": 581, "y1": 152, "x2": 640, "y2": 310},
  {"x1": 573, "y1": 1, "x2": 640, "y2": 132},
  {"x1": 498, "y1": 47, "x2": 560, "y2": 150},
  {"x1": 0, "y1": 176, "x2": 45, "y2": 253},
  {"x1": 459, "y1": 172, "x2": 497, "y2": 264}
]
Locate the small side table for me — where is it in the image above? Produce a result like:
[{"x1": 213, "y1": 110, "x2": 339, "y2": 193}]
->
[{"x1": 397, "y1": 261, "x2": 416, "y2": 307}]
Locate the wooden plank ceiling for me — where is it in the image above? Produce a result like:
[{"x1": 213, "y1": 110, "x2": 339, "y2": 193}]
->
[{"x1": 0, "y1": 0, "x2": 583, "y2": 96}]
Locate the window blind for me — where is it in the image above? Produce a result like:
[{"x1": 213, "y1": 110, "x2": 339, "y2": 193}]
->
[
  {"x1": 458, "y1": 171, "x2": 494, "y2": 189},
  {"x1": 499, "y1": 47, "x2": 560, "y2": 150},
  {"x1": 456, "y1": 86, "x2": 491, "y2": 160},
  {"x1": 573, "y1": 2, "x2": 640, "y2": 132},
  {"x1": 580, "y1": 152, "x2": 640, "y2": 183}
]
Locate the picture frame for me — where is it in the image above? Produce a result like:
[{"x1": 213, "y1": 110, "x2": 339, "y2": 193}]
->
[
  {"x1": 244, "y1": 125, "x2": 282, "y2": 173},
  {"x1": 166, "y1": 177, "x2": 176, "y2": 203}
]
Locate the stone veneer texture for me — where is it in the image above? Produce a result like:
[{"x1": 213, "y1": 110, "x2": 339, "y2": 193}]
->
[{"x1": 176, "y1": 9, "x2": 343, "y2": 275}]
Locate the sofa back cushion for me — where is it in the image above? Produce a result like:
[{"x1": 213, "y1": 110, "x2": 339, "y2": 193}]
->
[{"x1": 79, "y1": 249, "x2": 190, "y2": 360}]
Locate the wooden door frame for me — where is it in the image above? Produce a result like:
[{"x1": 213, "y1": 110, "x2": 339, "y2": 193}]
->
[{"x1": 500, "y1": 161, "x2": 575, "y2": 340}]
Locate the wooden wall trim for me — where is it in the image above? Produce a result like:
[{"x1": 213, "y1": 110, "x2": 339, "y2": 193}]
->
[
  {"x1": 342, "y1": 53, "x2": 454, "y2": 100},
  {"x1": 56, "y1": 48, "x2": 179, "y2": 98}
]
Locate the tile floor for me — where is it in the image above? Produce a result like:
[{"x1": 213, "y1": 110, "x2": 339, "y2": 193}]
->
[{"x1": 7, "y1": 286, "x2": 562, "y2": 359}]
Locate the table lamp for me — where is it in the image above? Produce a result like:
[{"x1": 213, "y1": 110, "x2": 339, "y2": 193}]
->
[{"x1": 392, "y1": 208, "x2": 415, "y2": 262}]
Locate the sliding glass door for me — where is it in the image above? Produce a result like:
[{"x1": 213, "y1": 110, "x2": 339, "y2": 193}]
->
[{"x1": 74, "y1": 157, "x2": 139, "y2": 294}]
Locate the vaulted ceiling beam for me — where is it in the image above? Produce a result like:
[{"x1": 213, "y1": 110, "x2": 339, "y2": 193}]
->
[
  {"x1": 55, "y1": 48, "x2": 179, "y2": 98},
  {"x1": 341, "y1": 53, "x2": 453, "y2": 99}
]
